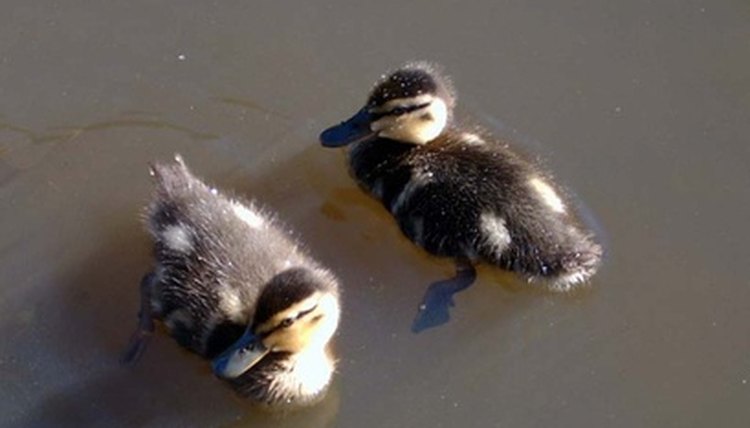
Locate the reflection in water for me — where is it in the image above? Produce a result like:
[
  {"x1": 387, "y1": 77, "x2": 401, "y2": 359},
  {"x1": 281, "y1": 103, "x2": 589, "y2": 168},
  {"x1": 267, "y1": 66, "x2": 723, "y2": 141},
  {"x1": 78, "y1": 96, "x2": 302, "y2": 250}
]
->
[
  {"x1": 214, "y1": 97, "x2": 294, "y2": 122},
  {"x1": 3, "y1": 0, "x2": 749, "y2": 424},
  {"x1": 0, "y1": 114, "x2": 219, "y2": 181},
  {"x1": 2, "y1": 116, "x2": 218, "y2": 147},
  {"x1": 0, "y1": 122, "x2": 36, "y2": 141},
  {"x1": 0, "y1": 121, "x2": 72, "y2": 146},
  {"x1": 51, "y1": 118, "x2": 218, "y2": 142}
]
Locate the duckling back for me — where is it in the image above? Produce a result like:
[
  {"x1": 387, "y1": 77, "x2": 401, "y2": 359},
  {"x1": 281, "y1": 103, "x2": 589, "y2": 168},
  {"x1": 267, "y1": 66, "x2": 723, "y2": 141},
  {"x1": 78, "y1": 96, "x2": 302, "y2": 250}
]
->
[
  {"x1": 146, "y1": 156, "x2": 319, "y2": 357},
  {"x1": 350, "y1": 133, "x2": 602, "y2": 290}
]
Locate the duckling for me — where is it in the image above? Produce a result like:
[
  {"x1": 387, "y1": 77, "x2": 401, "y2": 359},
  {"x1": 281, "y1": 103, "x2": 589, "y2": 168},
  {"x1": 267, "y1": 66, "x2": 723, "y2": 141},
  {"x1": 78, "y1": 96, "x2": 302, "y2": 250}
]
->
[
  {"x1": 121, "y1": 155, "x2": 341, "y2": 406},
  {"x1": 320, "y1": 62, "x2": 602, "y2": 293}
]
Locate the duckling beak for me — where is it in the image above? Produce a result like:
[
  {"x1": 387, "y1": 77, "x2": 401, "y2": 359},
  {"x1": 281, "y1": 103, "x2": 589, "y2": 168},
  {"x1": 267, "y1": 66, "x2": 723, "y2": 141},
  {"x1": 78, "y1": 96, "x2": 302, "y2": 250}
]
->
[
  {"x1": 211, "y1": 330, "x2": 269, "y2": 379},
  {"x1": 320, "y1": 107, "x2": 376, "y2": 147}
]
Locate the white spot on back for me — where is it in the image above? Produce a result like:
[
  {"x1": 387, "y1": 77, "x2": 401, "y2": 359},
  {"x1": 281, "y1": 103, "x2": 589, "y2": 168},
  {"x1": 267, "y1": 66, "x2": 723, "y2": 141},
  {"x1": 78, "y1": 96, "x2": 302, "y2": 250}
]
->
[
  {"x1": 479, "y1": 212, "x2": 511, "y2": 256},
  {"x1": 529, "y1": 177, "x2": 566, "y2": 214},
  {"x1": 162, "y1": 224, "x2": 193, "y2": 253},
  {"x1": 461, "y1": 133, "x2": 485, "y2": 145},
  {"x1": 219, "y1": 287, "x2": 245, "y2": 322},
  {"x1": 232, "y1": 203, "x2": 264, "y2": 229}
]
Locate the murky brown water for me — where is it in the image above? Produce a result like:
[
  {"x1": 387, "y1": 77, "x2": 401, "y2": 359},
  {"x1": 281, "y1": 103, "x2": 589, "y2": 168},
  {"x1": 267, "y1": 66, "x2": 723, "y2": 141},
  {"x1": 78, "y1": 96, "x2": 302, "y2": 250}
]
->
[{"x1": 2, "y1": 1, "x2": 749, "y2": 427}]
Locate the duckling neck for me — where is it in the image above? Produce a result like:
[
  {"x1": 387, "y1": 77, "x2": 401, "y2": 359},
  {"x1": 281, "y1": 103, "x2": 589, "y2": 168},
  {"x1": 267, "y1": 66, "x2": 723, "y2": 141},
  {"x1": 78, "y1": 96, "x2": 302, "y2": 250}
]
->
[
  {"x1": 231, "y1": 346, "x2": 335, "y2": 405},
  {"x1": 348, "y1": 137, "x2": 428, "y2": 209},
  {"x1": 269, "y1": 346, "x2": 335, "y2": 405}
]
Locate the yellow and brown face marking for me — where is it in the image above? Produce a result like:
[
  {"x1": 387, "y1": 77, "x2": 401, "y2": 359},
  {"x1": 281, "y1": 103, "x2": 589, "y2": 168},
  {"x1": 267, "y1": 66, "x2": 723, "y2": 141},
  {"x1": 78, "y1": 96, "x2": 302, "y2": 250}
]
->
[
  {"x1": 370, "y1": 96, "x2": 449, "y2": 144},
  {"x1": 256, "y1": 292, "x2": 340, "y2": 355},
  {"x1": 368, "y1": 94, "x2": 434, "y2": 115},
  {"x1": 320, "y1": 63, "x2": 456, "y2": 147},
  {"x1": 254, "y1": 292, "x2": 321, "y2": 335}
]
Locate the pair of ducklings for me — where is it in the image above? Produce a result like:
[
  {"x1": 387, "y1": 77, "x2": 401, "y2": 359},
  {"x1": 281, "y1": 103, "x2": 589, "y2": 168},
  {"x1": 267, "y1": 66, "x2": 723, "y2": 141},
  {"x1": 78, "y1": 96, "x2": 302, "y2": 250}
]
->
[{"x1": 123, "y1": 62, "x2": 602, "y2": 406}]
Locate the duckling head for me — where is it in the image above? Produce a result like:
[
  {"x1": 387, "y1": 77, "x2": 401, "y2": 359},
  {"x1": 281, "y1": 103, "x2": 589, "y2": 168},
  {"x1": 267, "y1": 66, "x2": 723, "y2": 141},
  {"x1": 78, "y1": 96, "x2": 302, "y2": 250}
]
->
[
  {"x1": 212, "y1": 267, "x2": 340, "y2": 403},
  {"x1": 321, "y1": 62, "x2": 455, "y2": 146}
]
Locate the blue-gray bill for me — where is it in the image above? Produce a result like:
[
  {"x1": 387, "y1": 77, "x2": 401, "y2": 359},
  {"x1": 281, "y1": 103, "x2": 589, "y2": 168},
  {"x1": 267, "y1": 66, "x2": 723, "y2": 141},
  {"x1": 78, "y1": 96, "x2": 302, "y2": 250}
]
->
[
  {"x1": 212, "y1": 330, "x2": 270, "y2": 379},
  {"x1": 320, "y1": 108, "x2": 376, "y2": 147}
]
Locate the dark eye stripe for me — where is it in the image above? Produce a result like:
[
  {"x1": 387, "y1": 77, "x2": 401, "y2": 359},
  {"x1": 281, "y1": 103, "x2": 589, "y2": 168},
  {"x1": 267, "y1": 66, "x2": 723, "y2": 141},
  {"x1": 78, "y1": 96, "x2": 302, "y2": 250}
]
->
[
  {"x1": 393, "y1": 102, "x2": 430, "y2": 116},
  {"x1": 295, "y1": 305, "x2": 318, "y2": 320},
  {"x1": 371, "y1": 102, "x2": 430, "y2": 119},
  {"x1": 262, "y1": 304, "x2": 319, "y2": 335}
]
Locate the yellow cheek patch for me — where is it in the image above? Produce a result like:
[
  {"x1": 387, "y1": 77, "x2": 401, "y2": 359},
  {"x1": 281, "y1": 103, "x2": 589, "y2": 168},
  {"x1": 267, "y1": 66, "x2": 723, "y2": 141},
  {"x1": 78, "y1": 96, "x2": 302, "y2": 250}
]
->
[
  {"x1": 374, "y1": 98, "x2": 448, "y2": 144},
  {"x1": 261, "y1": 293, "x2": 340, "y2": 354}
]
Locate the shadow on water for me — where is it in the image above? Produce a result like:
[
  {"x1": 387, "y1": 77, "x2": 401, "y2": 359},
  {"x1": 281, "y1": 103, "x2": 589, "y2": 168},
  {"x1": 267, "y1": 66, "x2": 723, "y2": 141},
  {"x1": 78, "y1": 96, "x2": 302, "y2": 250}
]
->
[{"x1": 411, "y1": 263, "x2": 478, "y2": 333}]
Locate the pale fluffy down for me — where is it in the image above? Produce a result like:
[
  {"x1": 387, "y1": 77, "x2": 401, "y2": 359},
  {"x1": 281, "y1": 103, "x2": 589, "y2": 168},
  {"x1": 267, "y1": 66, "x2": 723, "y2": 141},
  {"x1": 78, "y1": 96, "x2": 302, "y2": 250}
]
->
[
  {"x1": 528, "y1": 177, "x2": 566, "y2": 214},
  {"x1": 267, "y1": 349, "x2": 336, "y2": 404},
  {"x1": 372, "y1": 97, "x2": 449, "y2": 144},
  {"x1": 232, "y1": 202, "x2": 264, "y2": 229},
  {"x1": 479, "y1": 212, "x2": 512, "y2": 257},
  {"x1": 161, "y1": 224, "x2": 193, "y2": 253},
  {"x1": 533, "y1": 263, "x2": 598, "y2": 292},
  {"x1": 217, "y1": 286, "x2": 246, "y2": 323}
]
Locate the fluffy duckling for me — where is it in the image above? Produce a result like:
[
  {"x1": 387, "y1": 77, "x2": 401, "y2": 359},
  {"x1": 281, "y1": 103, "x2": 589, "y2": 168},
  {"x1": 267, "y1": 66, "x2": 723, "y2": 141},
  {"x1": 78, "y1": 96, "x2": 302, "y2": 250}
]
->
[
  {"x1": 320, "y1": 62, "x2": 602, "y2": 291},
  {"x1": 122, "y1": 156, "x2": 341, "y2": 406}
]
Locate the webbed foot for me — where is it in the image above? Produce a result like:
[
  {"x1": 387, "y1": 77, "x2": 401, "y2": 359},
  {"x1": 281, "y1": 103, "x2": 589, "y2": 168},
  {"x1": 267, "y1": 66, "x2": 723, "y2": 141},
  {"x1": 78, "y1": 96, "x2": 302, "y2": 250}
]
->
[
  {"x1": 120, "y1": 272, "x2": 157, "y2": 365},
  {"x1": 411, "y1": 260, "x2": 477, "y2": 333}
]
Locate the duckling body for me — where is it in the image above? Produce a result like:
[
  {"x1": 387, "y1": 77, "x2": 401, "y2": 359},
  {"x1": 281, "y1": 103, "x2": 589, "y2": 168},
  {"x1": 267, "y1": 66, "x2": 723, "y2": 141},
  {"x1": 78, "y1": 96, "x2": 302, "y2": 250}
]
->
[
  {"x1": 122, "y1": 156, "x2": 340, "y2": 405},
  {"x1": 321, "y1": 63, "x2": 602, "y2": 290}
]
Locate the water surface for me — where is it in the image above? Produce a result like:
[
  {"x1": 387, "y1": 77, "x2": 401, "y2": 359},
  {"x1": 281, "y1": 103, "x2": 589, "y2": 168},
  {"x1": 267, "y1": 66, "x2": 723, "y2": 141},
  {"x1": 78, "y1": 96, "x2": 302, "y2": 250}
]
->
[{"x1": 1, "y1": 1, "x2": 749, "y2": 427}]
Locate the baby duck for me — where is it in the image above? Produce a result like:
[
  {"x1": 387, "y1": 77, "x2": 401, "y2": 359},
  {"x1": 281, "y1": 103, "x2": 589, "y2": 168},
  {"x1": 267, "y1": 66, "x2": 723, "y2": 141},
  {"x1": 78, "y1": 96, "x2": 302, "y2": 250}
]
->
[
  {"x1": 122, "y1": 155, "x2": 341, "y2": 406},
  {"x1": 320, "y1": 62, "x2": 602, "y2": 291}
]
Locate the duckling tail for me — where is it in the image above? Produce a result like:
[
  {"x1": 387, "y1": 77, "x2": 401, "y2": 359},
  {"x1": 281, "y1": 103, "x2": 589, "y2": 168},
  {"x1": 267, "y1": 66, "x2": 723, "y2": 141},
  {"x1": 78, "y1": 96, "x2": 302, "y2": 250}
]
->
[
  {"x1": 545, "y1": 240, "x2": 604, "y2": 291},
  {"x1": 148, "y1": 154, "x2": 196, "y2": 194},
  {"x1": 149, "y1": 153, "x2": 188, "y2": 180}
]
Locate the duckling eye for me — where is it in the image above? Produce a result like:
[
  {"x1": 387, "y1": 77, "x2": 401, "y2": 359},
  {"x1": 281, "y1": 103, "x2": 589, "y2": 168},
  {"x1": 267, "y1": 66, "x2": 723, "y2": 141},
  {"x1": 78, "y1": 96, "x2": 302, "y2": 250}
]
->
[
  {"x1": 280, "y1": 318, "x2": 294, "y2": 329},
  {"x1": 390, "y1": 106, "x2": 407, "y2": 116}
]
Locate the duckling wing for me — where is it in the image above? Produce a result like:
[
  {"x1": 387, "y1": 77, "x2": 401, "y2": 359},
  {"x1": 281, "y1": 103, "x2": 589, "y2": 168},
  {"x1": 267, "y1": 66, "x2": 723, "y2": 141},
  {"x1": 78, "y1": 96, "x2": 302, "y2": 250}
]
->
[
  {"x1": 391, "y1": 141, "x2": 600, "y2": 285},
  {"x1": 386, "y1": 144, "x2": 516, "y2": 259},
  {"x1": 146, "y1": 160, "x2": 306, "y2": 355}
]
